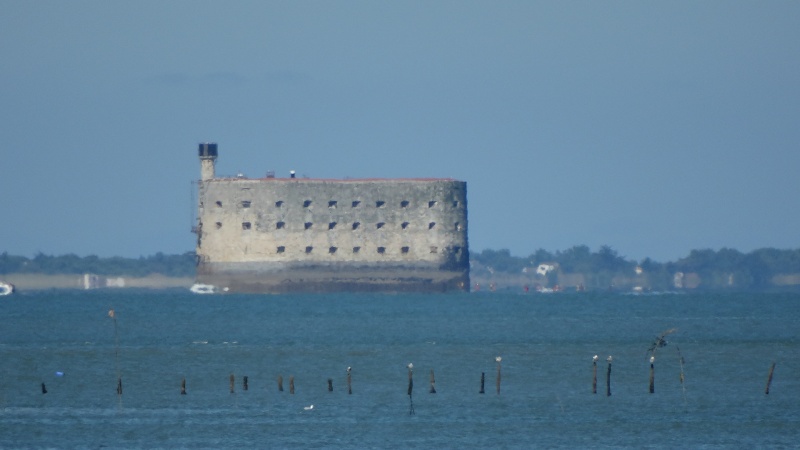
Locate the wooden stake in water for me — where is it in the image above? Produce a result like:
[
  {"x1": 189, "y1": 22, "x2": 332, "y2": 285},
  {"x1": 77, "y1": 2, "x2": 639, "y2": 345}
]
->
[
  {"x1": 41, "y1": 383, "x2": 47, "y2": 394},
  {"x1": 181, "y1": 378, "x2": 187, "y2": 395},
  {"x1": 109, "y1": 309, "x2": 122, "y2": 399},
  {"x1": 429, "y1": 369, "x2": 436, "y2": 394},
  {"x1": 328, "y1": 378, "x2": 333, "y2": 392},
  {"x1": 229, "y1": 373, "x2": 235, "y2": 394},
  {"x1": 407, "y1": 363, "x2": 415, "y2": 415},
  {"x1": 606, "y1": 356, "x2": 613, "y2": 397},
  {"x1": 277, "y1": 375, "x2": 283, "y2": 392},
  {"x1": 243, "y1": 376, "x2": 248, "y2": 391},
  {"x1": 649, "y1": 356, "x2": 655, "y2": 394},
  {"x1": 765, "y1": 362, "x2": 777, "y2": 395},
  {"x1": 495, "y1": 356, "x2": 502, "y2": 395},
  {"x1": 592, "y1": 355, "x2": 598, "y2": 394},
  {"x1": 289, "y1": 376, "x2": 295, "y2": 394},
  {"x1": 480, "y1": 372, "x2": 485, "y2": 394},
  {"x1": 347, "y1": 366, "x2": 352, "y2": 395}
]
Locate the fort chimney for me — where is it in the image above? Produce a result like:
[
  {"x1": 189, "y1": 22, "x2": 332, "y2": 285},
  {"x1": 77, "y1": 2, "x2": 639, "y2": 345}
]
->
[{"x1": 198, "y1": 143, "x2": 218, "y2": 181}]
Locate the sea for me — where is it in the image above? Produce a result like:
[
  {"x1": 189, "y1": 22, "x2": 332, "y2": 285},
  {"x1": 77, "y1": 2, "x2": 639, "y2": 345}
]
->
[{"x1": 1, "y1": 290, "x2": 798, "y2": 449}]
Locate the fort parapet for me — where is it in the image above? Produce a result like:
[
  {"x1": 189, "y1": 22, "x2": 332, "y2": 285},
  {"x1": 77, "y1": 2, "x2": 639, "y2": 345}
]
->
[{"x1": 194, "y1": 144, "x2": 469, "y2": 293}]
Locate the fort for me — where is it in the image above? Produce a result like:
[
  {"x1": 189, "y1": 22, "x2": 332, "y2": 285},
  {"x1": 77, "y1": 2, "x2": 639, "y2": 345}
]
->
[{"x1": 194, "y1": 143, "x2": 470, "y2": 293}]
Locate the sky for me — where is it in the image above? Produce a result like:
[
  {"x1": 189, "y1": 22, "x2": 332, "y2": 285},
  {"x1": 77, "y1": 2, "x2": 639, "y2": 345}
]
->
[{"x1": 2, "y1": 1, "x2": 799, "y2": 263}]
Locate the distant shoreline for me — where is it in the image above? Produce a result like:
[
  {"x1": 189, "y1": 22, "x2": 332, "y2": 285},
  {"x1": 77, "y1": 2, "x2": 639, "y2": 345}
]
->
[{"x1": 2, "y1": 273, "x2": 194, "y2": 291}]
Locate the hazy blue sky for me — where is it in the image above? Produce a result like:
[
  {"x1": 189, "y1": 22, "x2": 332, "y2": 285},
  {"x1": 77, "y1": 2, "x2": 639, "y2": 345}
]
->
[{"x1": 2, "y1": 1, "x2": 798, "y2": 262}]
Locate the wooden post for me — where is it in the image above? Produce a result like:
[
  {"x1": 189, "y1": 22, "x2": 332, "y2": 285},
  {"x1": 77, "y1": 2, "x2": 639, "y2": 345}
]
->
[
  {"x1": 495, "y1": 356, "x2": 502, "y2": 395},
  {"x1": 592, "y1": 355, "x2": 598, "y2": 394},
  {"x1": 765, "y1": 362, "x2": 777, "y2": 395},
  {"x1": 41, "y1": 382, "x2": 47, "y2": 394},
  {"x1": 229, "y1": 373, "x2": 235, "y2": 394},
  {"x1": 328, "y1": 378, "x2": 333, "y2": 392},
  {"x1": 347, "y1": 366, "x2": 352, "y2": 395},
  {"x1": 606, "y1": 356, "x2": 612, "y2": 397},
  {"x1": 243, "y1": 376, "x2": 248, "y2": 391},
  {"x1": 649, "y1": 356, "x2": 655, "y2": 394},
  {"x1": 181, "y1": 378, "x2": 186, "y2": 395},
  {"x1": 479, "y1": 372, "x2": 485, "y2": 394},
  {"x1": 407, "y1": 363, "x2": 415, "y2": 415},
  {"x1": 277, "y1": 375, "x2": 283, "y2": 392},
  {"x1": 289, "y1": 376, "x2": 295, "y2": 394},
  {"x1": 429, "y1": 369, "x2": 436, "y2": 394},
  {"x1": 117, "y1": 377, "x2": 123, "y2": 396}
]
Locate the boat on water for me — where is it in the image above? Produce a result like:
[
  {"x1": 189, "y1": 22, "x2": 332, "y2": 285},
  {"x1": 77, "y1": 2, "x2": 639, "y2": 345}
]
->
[
  {"x1": 0, "y1": 281, "x2": 16, "y2": 296},
  {"x1": 189, "y1": 283, "x2": 217, "y2": 294}
]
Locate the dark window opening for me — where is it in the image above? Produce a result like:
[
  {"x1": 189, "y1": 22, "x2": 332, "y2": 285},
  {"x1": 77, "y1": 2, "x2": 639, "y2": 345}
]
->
[
  {"x1": 305, "y1": 246, "x2": 313, "y2": 254},
  {"x1": 376, "y1": 200, "x2": 385, "y2": 208},
  {"x1": 328, "y1": 200, "x2": 338, "y2": 208},
  {"x1": 428, "y1": 222, "x2": 436, "y2": 229},
  {"x1": 454, "y1": 222, "x2": 460, "y2": 230},
  {"x1": 275, "y1": 200, "x2": 284, "y2": 207},
  {"x1": 401, "y1": 246, "x2": 410, "y2": 254},
  {"x1": 216, "y1": 201, "x2": 222, "y2": 207},
  {"x1": 401, "y1": 200, "x2": 409, "y2": 208},
  {"x1": 277, "y1": 246, "x2": 285, "y2": 253},
  {"x1": 304, "y1": 222, "x2": 313, "y2": 230},
  {"x1": 452, "y1": 201, "x2": 459, "y2": 208},
  {"x1": 430, "y1": 246, "x2": 438, "y2": 253},
  {"x1": 303, "y1": 200, "x2": 312, "y2": 207},
  {"x1": 352, "y1": 200, "x2": 361, "y2": 207},
  {"x1": 428, "y1": 201, "x2": 437, "y2": 208},
  {"x1": 353, "y1": 246, "x2": 361, "y2": 253},
  {"x1": 242, "y1": 222, "x2": 252, "y2": 230},
  {"x1": 352, "y1": 222, "x2": 361, "y2": 230},
  {"x1": 401, "y1": 222, "x2": 409, "y2": 229},
  {"x1": 241, "y1": 200, "x2": 251, "y2": 208},
  {"x1": 376, "y1": 222, "x2": 385, "y2": 229},
  {"x1": 329, "y1": 222, "x2": 337, "y2": 230},
  {"x1": 329, "y1": 246, "x2": 337, "y2": 254},
  {"x1": 215, "y1": 222, "x2": 222, "y2": 229},
  {"x1": 377, "y1": 247, "x2": 386, "y2": 254},
  {"x1": 276, "y1": 221, "x2": 285, "y2": 229}
]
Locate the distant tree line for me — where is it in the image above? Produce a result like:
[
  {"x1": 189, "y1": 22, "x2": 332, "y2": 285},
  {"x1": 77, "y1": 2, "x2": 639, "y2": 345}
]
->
[
  {"x1": 471, "y1": 246, "x2": 800, "y2": 291},
  {"x1": 3, "y1": 247, "x2": 800, "y2": 290},
  {"x1": 0, "y1": 252, "x2": 196, "y2": 278}
]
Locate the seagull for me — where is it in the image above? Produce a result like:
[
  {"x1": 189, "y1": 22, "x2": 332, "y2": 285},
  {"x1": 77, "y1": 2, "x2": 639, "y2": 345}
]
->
[
  {"x1": 607, "y1": 355, "x2": 613, "y2": 363},
  {"x1": 495, "y1": 356, "x2": 502, "y2": 363},
  {"x1": 407, "y1": 363, "x2": 413, "y2": 370},
  {"x1": 304, "y1": 405, "x2": 314, "y2": 411},
  {"x1": 650, "y1": 356, "x2": 655, "y2": 364},
  {"x1": 593, "y1": 355, "x2": 599, "y2": 362}
]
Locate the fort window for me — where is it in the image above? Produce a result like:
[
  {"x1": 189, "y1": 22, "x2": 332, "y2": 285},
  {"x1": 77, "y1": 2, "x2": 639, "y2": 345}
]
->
[
  {"x1": 453, "y1": 246, "x2": 462, "y2": 253},
  {"x1": 401, "y1": 246, "x2": 410, "y2": 254},
  {"x1": 352, "y1": 222, "x2": 361, "y2": 230},
  {"x1": 275, "y1": 200, "x2": 284, "y2": 207},
  {"x1": 352, "y1": 200, "x2": 361, "y2": 207},
  {"x1": 452, "y1": 201, "x2": 459, "y2": 208},
  {"x1": 376, "y1": 222, "x2": 385, "y2": 229},
  {"x1": 277, "y1": 246, "x2": 285, "y2": 253},
  {"x1": 241, "y1": 200, "x2": 251, "y2": 208},
  {"x1": 304, "y1": 222, "x2": 313, "y2": 230},
  {"x1": 242, "y1": 222, "x2": 252, "y2": 230},
  {"x1": 303, "y1": 200, "x2": 312, "y2": 207},
  {"x1": 428, "y1": 222, "x2": 436, "y2": 229},
  {"x1": 305, "y1": 246, "x2": 313, "y2": 254},
  {"x1": 215, "y1": 222, "x2": 222, "y2": 229},
  {"x1": 216, "y1": 201, "x2": 223, "y2": 207},
  {"x1": 401, "y1": 222, "x2": 409, "y2": 229},
  {"x1": 376, "y1": 200, "x2": 385, "y2": 208},
  {"x1": 353, "y1": 246, "x2": 361, "y2": 253},
  {"x1": 377, "y1": 247, "x2": 386, "y2": 254},
  {"x1": 276, "y1": 221, "x2": 285, "y2": 229},
  {"x1": 428, "y1": 201, "x2": 437, "y2": 208},
  {"x1": 430, "y1": 246, "x2": 438, "y2": 253},
  {"x1": 328, "y1": 222, "x2": 337, "y2": 230},
  {"x1": 401, "y1": 200, "x2": 409, "y2": 208},
  {"x1": 328, "y1": 200, "x2": 338, "y2": 208},
  {"x1": 329, "y1": 246, "x2": 337, "y2": 254}
]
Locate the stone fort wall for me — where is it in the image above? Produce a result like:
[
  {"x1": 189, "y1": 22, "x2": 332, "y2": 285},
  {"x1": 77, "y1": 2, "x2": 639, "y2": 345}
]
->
[{"x1": 195, "y1": 176, "x2": 469, "y2": 292}]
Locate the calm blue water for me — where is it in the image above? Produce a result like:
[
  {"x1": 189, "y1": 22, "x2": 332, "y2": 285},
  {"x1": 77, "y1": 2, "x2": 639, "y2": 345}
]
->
[{"x1": 1, "y1": 290, "x2": 798, "y2": 448}]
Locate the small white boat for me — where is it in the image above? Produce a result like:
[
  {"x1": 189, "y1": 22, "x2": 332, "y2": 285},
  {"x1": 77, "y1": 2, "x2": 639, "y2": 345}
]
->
[
  {"x1": 0, "y1": 281, "x2": 15, "y2": 296},
  {"x1": 189, "y1": 283, "x2": 216, "y2": 294}
]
